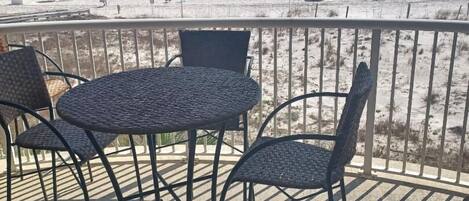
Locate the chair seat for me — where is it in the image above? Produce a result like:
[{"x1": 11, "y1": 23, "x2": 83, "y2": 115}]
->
[
  {"x1": 45, "y1": 78, "x2": 69, "y2": 99},
  {"x1": 233, "y1": 137, "x2": 344, "y2": 189},
  {"x1": 15, "y1": 119, "x2": 118, "y2": 161}
]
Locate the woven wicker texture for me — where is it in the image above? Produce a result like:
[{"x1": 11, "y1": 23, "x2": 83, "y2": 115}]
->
[
  {"x1": 179, "y1": 30, "x2": 250, "y2": 74},
  {"x1": 234, "y1": 137, "x2": 343, "y2": 189},
  {"x1": 232, "y1": 63, "x2": 373, "y2": 189},
  {"x1": 0, "y1": 47, "x2": 51, "y2": 124},
  {"x1": 57, "y1": 67, "x2": 260, "y2": 134},
  {"x1": 45, "y1": 78, "x2": 69, "y2": 99},
  {"x1": 329, "y1": 62, "x2": 373, "y2": 170},
  {"x1": 15, "y1": 119, "x2": 118, "y2": 160},
  {"x1": 179, "y1": 30, "x2": 251, "y2": 131}
]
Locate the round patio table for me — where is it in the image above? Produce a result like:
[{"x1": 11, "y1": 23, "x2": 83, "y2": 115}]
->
[{"x1": 56, "y1": 66, "x2": 260, "y2": 201}]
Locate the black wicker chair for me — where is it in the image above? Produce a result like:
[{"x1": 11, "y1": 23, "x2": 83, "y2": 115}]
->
[
  {"x1": 220, "y1": 62, "x2": 373, "y2": 201},
  {"x1": 0, "y1": 47, "x2": 122, "y2": 201},
  {"x1": 165, "y1": 30, "x2": 253, "y2": 200}
]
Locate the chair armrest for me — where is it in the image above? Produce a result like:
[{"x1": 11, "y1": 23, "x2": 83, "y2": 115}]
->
[
  {"x1": 245, "y1": 56, "x2": 254, "y2": 77},
  {"x1": 257, "y1": 92, "x2": 348, "y2": 139},
  {"x1": 43, "y1": 71, "x2": 89, "y2": 88},
  {"x1": 164, "y1": 54, "x2": 182, "y2": 68}
]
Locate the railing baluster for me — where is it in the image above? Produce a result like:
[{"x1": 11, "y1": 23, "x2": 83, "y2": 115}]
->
[
  {"x1": 55, "y1": 32, "x2": 64, "y2": 71},
  {"x1": 163, "y1": 29, "x2": 169, "y2": 63},
  {"x1": 352, "y1": 29, "x2": 358, "y2": 78},
  {"x1": 118, "y1": 29, "x2": 125, "y2": 71},
  {"x1": 273, "y1": 28, "x2": 278, "y2": 137},
  {"x1": 385, "y1": 30, "x2": 400, "y2": 170},
  {"x1": 149, "y1": 29, "x2": 155, "y2": 68},
  {"x1": 303, "y1": 28, "x2": 308, "y2": 134},
  {"x1": 102, "y1": 30, "x2": 110, "y2": 75},
  {"x1": 364, "y1": 29, "x2": 381, "y2": 175},
  {"x1": 334, "y1": 28, "x2": 342, "y2": 129},
  {"x1": 456, "y1": 80, "x2": 469, "y2": 183},
  {"x1": 288, "y1": 28, "x2": 293, "y2": 135},
  {"x1": 258, "y1": 28, "x2": 263, "y2": 129},
  {"x1": 72, "y1": 31, "x2": 81, "y2": 76},
  {"x1": 38, "y1": 32, "x2": 47, "y2": 71},
  {"x1": 318, "y1": 28, "x2": 325, "y2": 135},
  {"x1": 21, "y1": 33, "x2": 26, "y2": 45},
  {"x1": 420, "y1": 31, "x2": 438, "y2": 176},
  {"x1": 403, "y1": 30, "x2": 419, "y2": 173},
  {"x1": 133, "y1": 29, "x2": 140, "y2": 69},
  {"x1": 88, "y1": 30, "x2": 96, "y2": 79},
  {"x1": 438, "y1": 32, "x2": 458, "y2": 178}
]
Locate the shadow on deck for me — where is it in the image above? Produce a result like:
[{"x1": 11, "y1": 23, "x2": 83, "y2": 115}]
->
[{"x1": 0, "y1": 156, "x2": 468, "y2": 201}]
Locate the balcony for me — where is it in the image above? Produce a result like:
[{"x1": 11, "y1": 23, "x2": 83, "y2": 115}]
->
[{"x1": 0, "y1": 18, "x2": 469, "y2": 200}]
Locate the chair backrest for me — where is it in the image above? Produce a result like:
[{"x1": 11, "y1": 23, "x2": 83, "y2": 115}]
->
[
  {"x1": 328, "y1": 62, "x2": 373, "y2": 171},
  {"x1": 0, "y1": 47, "x2": 51, "y2": 124},
  {"x1": 179, "y1": 30, "x2": 251, "y2": 74}
]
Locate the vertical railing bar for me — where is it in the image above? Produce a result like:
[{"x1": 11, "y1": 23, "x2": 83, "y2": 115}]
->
[
  {"x1": 87, "y1": 30, "x2": 96, "y2": 79},
  {"x1": 403, "y1": 30, "x2": 419, "y2": 173},
  {"x1": 420, "y1": 31, "x2": 439, "y2": 176},
  {"x1": 352, "y1": 29, "x2": 358, "y2": 78},
  {"x1": 334, "y1": 28, "x2": 342, "y2": 130},
  {"x1": 118, "y1": 29, "x2": 125, "y2": 71},
  {"x1": 133, "y1": 29, "x2": 140, "y2": 69},
  {"x1": 273, "y1": 28, "x2": 278, "y2": 137},
  {"x1": 456, "y1": 80, "x2": 469, "y2": 183},
  {"x1": 303, "y1": 28, "x2": 309, "y2": 136},
  {"x1": 288, "y1": 28, "x2": 293, "y2": 135},
  {"x1": 38, "y1": 32, "x2": 47, "y2": 71},
  {"x1": 438, "y1": 32, "x2": 458, "y2": 178},
  {"x1": 314, "y1": 3, "x2": 318, "y2": 17},
  {"x1": 71, "y1": 31, "x2": 81, "y2": 76},
  {"x1": 318, "y1": 28, "x2": 325, "y2": 135},
  {"x1": 385, "y1": 29, "x2": 400, "y2": 170},
  {"x1": 21, "y1": 33, "x2": 26, "y2": 45},
  {"x1": 364, "y1": 29, "x2": 381, "y2": 175},
  {"x1": 169, "y1": 32, "x2": 175, "y2": 153},
  {"x1": 149, "y1": 29, "x2": 155, "y2": 68},
  {"x1": 258, "y1": 28, "x2": 263, "y2": 129},
  {"x1": 102, "y1": 30, "x2": 111, "y2": 75},
  {"x1": 163, "y1": 29, "x2": 169, "y2": 63},
  {"x1": 55, "y1": 32, "x2": 64, "y2": 71}
]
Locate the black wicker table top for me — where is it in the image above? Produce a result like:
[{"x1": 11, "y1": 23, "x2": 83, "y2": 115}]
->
[{"x1": 57, "y1": 67, "x2": 260, "y2": 134}]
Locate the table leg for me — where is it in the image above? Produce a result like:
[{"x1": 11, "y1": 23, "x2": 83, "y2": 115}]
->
[
  {"x1": 211, "y1": 124, "x2": 226, "y2": 201},
  {"x1": 85, "y1": 130, "x2": 123, "y2": 201},
  {"x1": 186, "y1": 129, "x2": 197, "y2": 200},
  {"x1": 147, "y1": 134, "x2": 161, "y2": 201}
]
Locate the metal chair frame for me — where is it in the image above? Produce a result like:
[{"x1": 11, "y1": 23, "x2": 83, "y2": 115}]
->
[
  {"x1": 165, "y1": 30, "x2": 253, "y2": 201},
  {"x1": 220, "y1": 62, "x2": 373, "y2": 201},
  {"x1": 0, "y1": 46, "x2": 144, "y2": 201}
]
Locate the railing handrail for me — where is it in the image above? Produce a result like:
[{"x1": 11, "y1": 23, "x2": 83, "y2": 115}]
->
[{"x1": 2, "y1": 18, "x2": 469, "y2": 33}]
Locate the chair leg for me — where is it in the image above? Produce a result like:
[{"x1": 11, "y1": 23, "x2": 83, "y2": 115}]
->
[
  {"x1": 340, "y1": 178, "x2": 346, "y2": 201},
  {"x1": 52, "y1": 152, "x2": 58, "y2": 201},
  {"x1": 17, "y1": 147, "x2": 23, "y2": 180},
  {"x1": 6, "y1": 142, "x2": 12, "y2": 201},
  {"x1": 86, "y1": 161, "x2": 93, "y2": 182},
  {"x1": 211, "y1": 125, "x2": 226, "y2": 201},
  {"x1": 129, "y1": 135, "x2": 144, "y2": 200},
  {"x1": 248, "y1": 182, "x2": 255, "y2": 201},
  {"x1": 243, "y1": 112, "x2": 249, "y2": 201},
  {"x1": 33, "y1": 149, "x2": 48, "y2": 201},
  {"x1": 327, "y1": 185, "x2": 334, "y2": 201}
]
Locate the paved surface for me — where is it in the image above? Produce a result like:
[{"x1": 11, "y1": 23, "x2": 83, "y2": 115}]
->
[{"x1": 0, "y1": 154, "x2": 467, "y2": 201}]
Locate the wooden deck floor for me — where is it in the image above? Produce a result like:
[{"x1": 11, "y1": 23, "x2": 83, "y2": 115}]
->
[{"x1": 1, "y1": 155, "x2": 468, "y2": 201}]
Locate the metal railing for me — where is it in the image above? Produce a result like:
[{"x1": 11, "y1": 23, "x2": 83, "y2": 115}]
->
[{"x1": 0, "y1": 18, "x2": 468, "y2": 189}]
